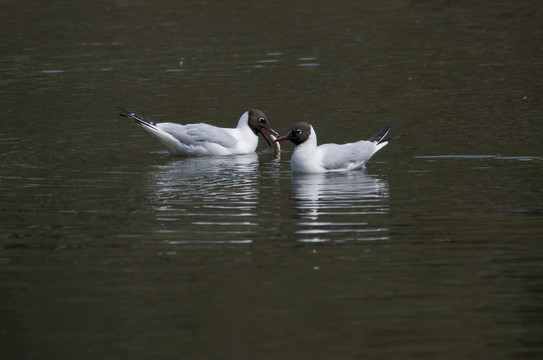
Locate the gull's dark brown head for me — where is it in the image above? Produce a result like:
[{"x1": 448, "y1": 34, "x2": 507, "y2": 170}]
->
[
  {"x1": 274, "y1": 122, "x2": 312, "y2": 145},
  {"x1": 247, "y1": 109, "x2": 279, "y2": 147}
]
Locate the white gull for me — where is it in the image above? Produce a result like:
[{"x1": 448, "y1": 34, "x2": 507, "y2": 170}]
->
[
  {"x1": 275, "y1": 122, "x2": 390, "y2": 173},
  {"x1": 118, "y1": 107, "x2": 279, "y2": 156}
]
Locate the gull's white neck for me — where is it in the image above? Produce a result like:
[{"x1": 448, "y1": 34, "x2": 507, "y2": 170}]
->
[
  {"x1": 222, "y1": 111, "x2": 258, "y2": 153},
  {"x1": 291, "y1": 125, "x2": 322, "y2": 173},
  {"x1": 236, "y1": 111, "x2": 250, "y2": 129}
]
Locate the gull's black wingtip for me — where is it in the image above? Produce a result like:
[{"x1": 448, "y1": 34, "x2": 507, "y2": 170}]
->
[
  {"x1": 117, "y1": 106, "x2": 131, "y2": 118},
  {"x1": 368, "y1": 125, "x2": 391, "y2": 144},
  {"x1": 116, "y1": 107, "x2": 157, "y2": 126}
]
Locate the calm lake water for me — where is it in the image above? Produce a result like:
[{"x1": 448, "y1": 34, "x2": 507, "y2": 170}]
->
[{"x1": 1, "y1": 0, "x2": 542, "y2": 359}]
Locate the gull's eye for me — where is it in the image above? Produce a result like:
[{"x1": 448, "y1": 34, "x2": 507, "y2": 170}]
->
[
  {"x1": 258, "y1": 117, "x2": 266, "y2": 124},
  {"x1": 295, "y1": 129, "x2": 302, "y2": 135}
]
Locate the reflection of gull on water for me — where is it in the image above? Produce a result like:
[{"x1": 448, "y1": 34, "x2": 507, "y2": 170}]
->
[
  {"x1": 292, "y1": 171, "x2": 389, "y2": 243},
  {"x1": 146, "y1": 154, "x2": 261, "y2": 244},
  {"x1": 150, "y1": 154, "x2": 259, "y2": 195}
]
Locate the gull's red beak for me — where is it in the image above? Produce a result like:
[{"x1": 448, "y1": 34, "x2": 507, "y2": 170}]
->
[
  {"x1": 273, "y1": 135, "x2": 291, "y2": 143},
  {"x1": 260, "y1": 126, "x2": 280, "y2": 147}
]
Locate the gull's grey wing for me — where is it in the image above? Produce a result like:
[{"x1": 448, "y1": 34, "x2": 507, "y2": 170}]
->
[
  {"x1": 320, "y1": 141, "x2": 378, "y2": 170},
  {"x1": 157, "y1": 122, "x2": 238, "y2": 148}
]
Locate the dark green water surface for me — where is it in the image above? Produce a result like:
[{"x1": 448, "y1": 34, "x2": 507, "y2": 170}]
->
[{"x1": 1, "y1": 0, "x2": 542, "y2": 358}]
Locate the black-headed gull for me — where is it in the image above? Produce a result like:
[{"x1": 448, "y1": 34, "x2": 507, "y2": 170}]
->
[
  {"x1": 118, "y1": 107, "x2": 279, "y2": 156},
  {"x1": 275, "y1": 122, "x2": 391, "y2": 173}
]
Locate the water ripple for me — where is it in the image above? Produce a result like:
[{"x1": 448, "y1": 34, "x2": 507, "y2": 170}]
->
[
  {"x1": 416, "y1": 155, "x2": 542, "y2": 161},
  {"x1": 291, "y1": 172, "x2": 389, "y2": 243},
  {"x1": 147, "y1": 154, "x2": 261, "y2": 243}
]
